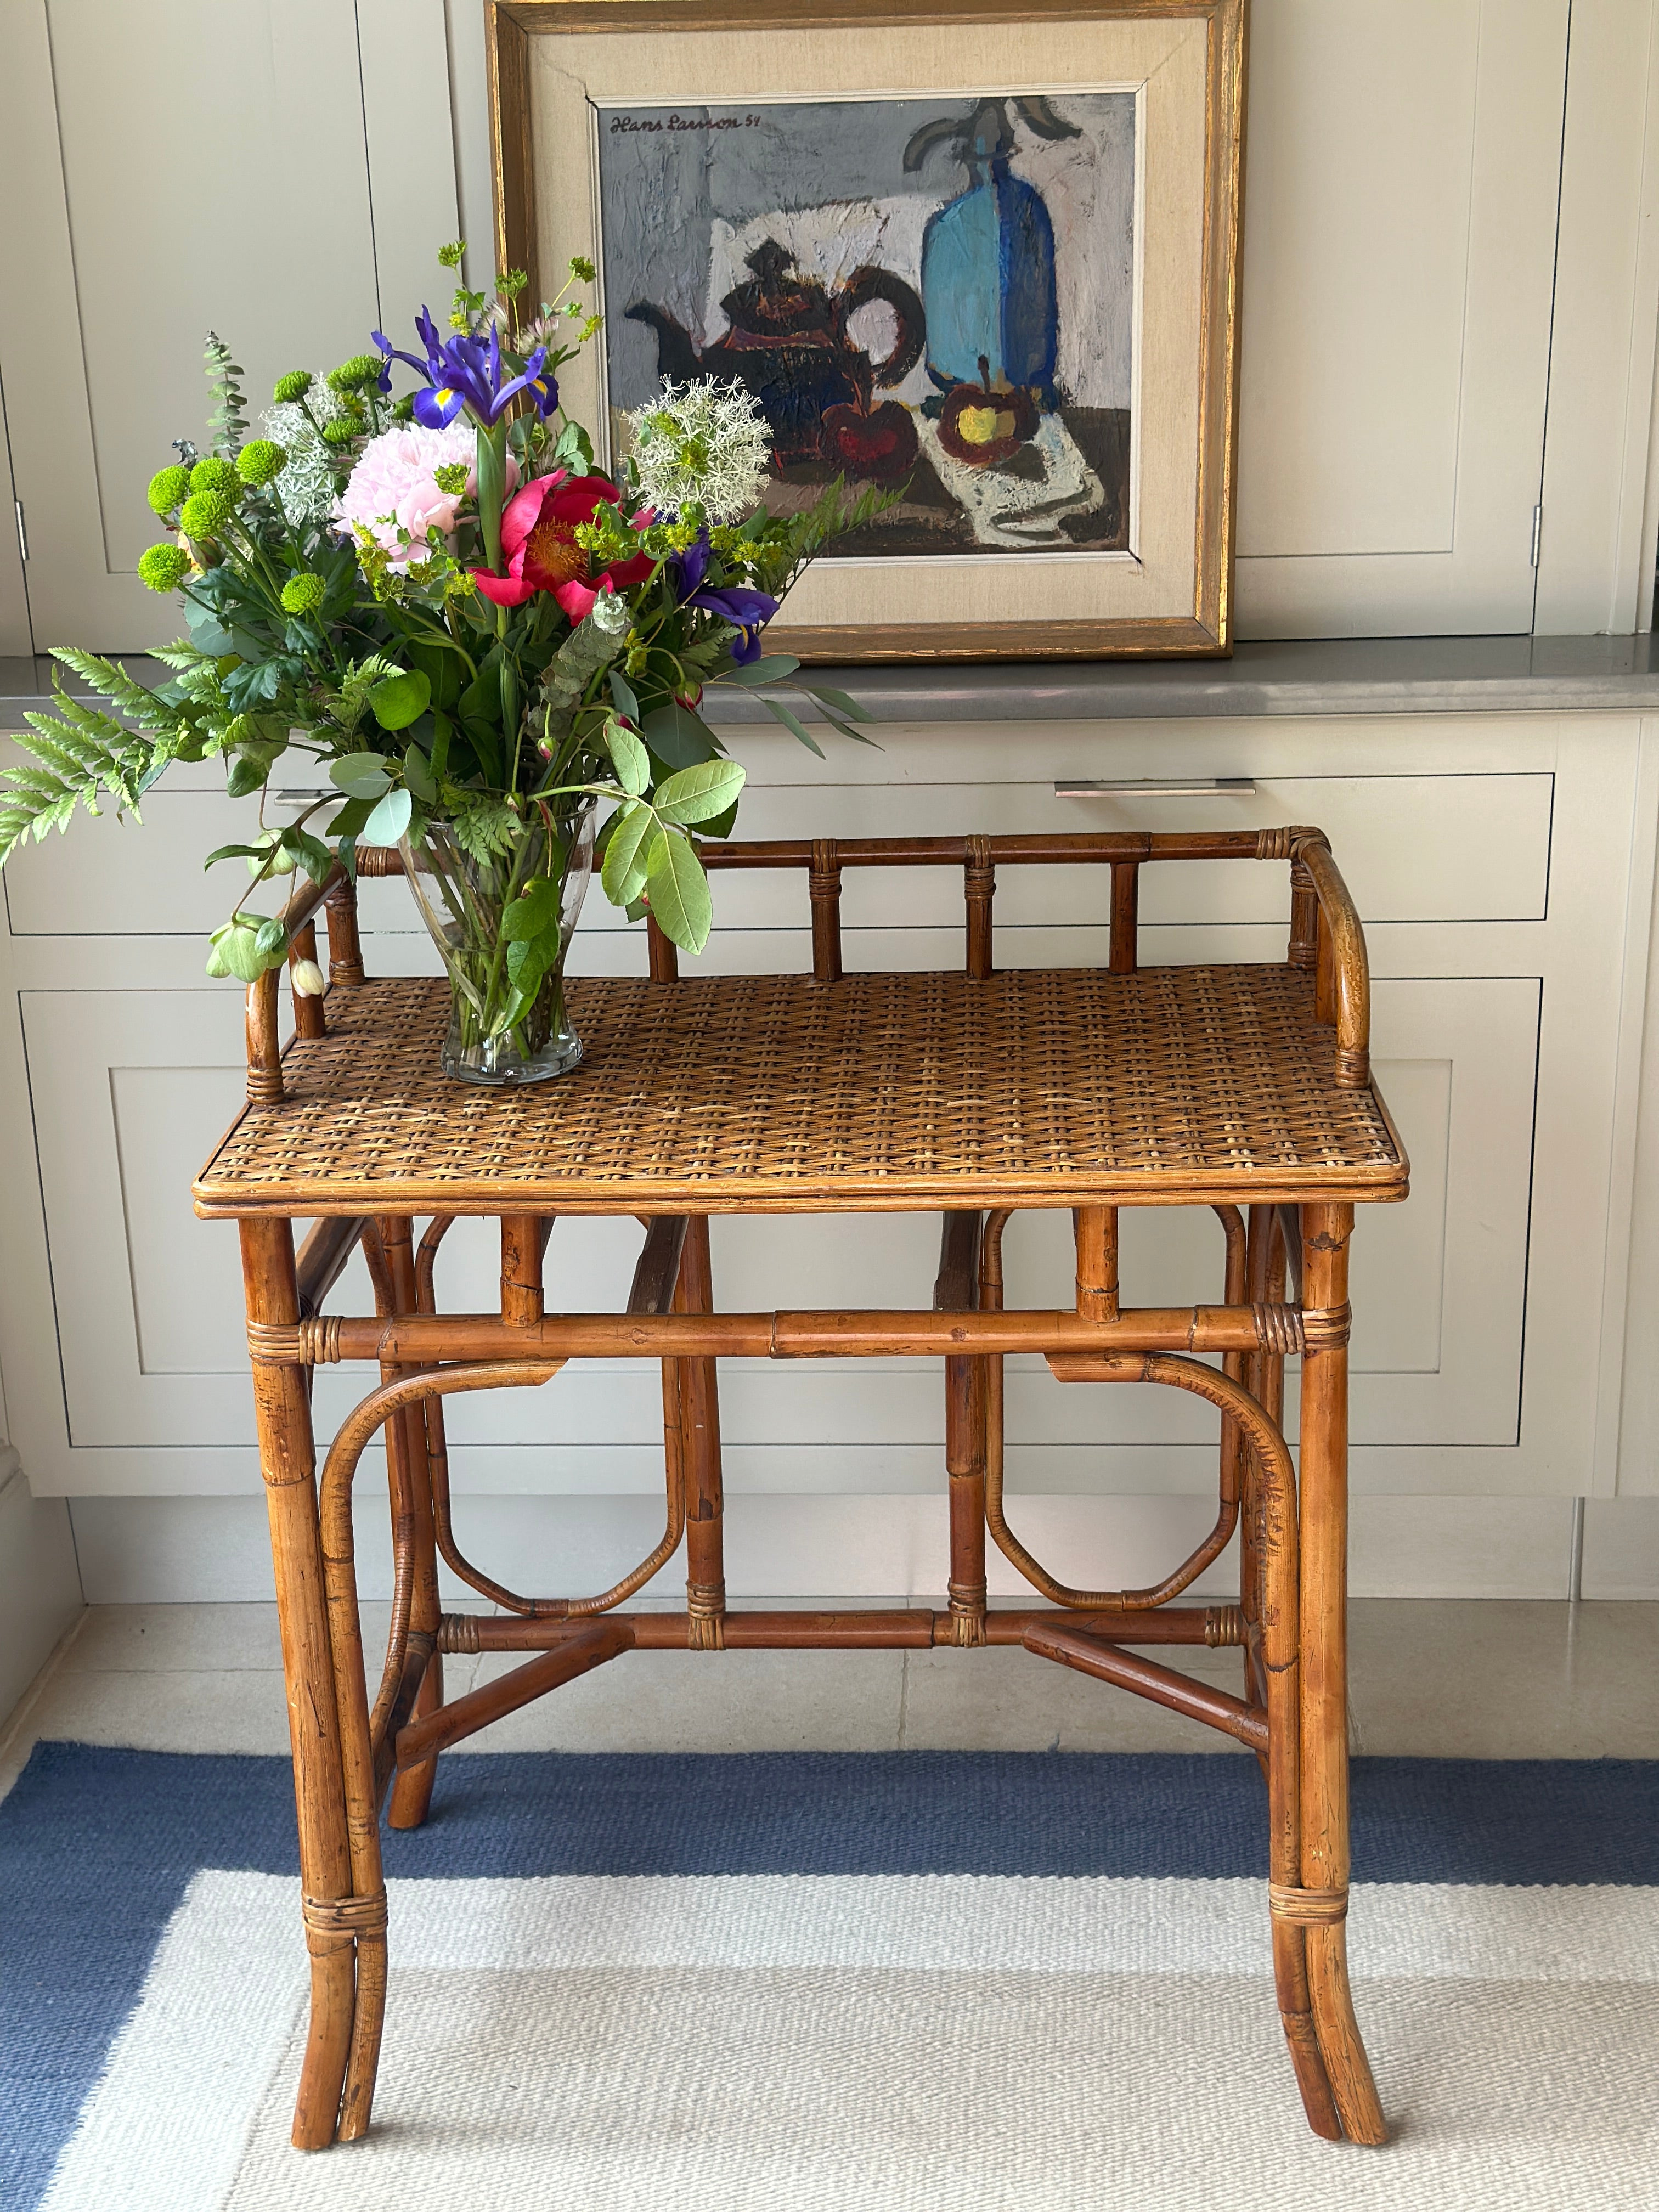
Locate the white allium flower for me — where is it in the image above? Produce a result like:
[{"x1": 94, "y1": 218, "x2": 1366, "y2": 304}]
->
[
  {"x1": 624, "y1": 378, "x2": 771, "y2": 523},
  {"x1": 263, "y1": 397, "x2": 337, "y2": 523}
]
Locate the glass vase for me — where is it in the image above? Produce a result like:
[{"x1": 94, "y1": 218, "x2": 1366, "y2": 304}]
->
[{"x1": 399, "y1": 799, "x2": 596, "y2": 1086}]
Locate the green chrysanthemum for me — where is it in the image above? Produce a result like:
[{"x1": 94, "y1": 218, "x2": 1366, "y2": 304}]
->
[
  {"x1": 146, "y1": 464, "x2": 192, "y2": 517},
  {"x1": 137, "y1": 543, "x2": 193, "y2": 593},
  {"x1": 236, "y1": 439, "x2": 287, "y2": 487},
  {"x1": 272, "y1": 370, "x2": 314, "y2": 404},
  {"x1": 327, "y1": 354, "x2": 383, "y2": 394},
  {"x1": 279, "y1": 573, "x2": 326, "y2": 616},
  {"x1": 189, "y1": 456, "x2": 240, "y2": 498},
  {"x1": 391, "y1": 395, "x2": 415, "y2": 424},
  {"x1": 320, "y1": 417, "x2": 360, "y2": 447},
  {"x1": 179, "y1": 489, "x2": 233, "y2": 539}
]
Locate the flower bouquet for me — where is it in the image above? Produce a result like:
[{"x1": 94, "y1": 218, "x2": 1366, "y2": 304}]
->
[{"x1": 0, "y1": 248, "x2": 883, "y2": 1082}]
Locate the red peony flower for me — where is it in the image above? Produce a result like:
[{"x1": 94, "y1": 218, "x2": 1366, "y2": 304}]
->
[{"x1": 470, "y1": 471, "x2": 654, "y2": 616}]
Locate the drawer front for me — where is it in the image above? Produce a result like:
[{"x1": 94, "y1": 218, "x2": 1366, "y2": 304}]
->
[{"x1": 1, "y1": 764, "x2": 1550, "y2": 937}]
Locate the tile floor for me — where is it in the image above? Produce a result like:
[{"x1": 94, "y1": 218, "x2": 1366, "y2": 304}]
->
[{"x1": 3, "y1": 1596, "x2": 1656, "y2": 1805}]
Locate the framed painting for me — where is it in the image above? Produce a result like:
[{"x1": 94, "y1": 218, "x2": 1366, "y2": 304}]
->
[{"x1": 484, "y1": 1, "x2": 1246, "y2": 660}]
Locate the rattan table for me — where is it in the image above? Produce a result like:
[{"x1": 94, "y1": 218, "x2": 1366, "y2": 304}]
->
[{"x1": 195, "y1": 825, "x2": 1407, "y2": 2153}]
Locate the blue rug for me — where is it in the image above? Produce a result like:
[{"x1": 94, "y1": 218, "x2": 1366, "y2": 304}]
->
[{"x1": 5, "y1": 1746, "x2": 1658, "y2": 2211}]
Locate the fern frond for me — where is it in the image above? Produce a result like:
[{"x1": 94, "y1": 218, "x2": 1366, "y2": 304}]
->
[
  {"x1": 1, "y1": 686, "x2": 163, "y2": 865},
  {"x1": 50, "y1": 648, "x2": 190, "y2": 741}
]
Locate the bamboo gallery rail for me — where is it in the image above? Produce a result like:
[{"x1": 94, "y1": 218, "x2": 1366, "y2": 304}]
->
[{"x1": 197, "y1": 826, "x2": 1405, "y2": 2154}]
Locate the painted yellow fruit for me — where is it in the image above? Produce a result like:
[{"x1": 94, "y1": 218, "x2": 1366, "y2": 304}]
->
[{"x1": 956, "y1": 404, "x2": 1018, "y2": 446}]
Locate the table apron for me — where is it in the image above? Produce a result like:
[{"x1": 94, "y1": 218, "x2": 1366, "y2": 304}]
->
[{"x1": 262, "y1": 1301, "x2": 1312, "y2": 1367}]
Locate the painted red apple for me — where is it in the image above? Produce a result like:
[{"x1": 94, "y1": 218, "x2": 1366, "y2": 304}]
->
[{"x1": 819, "y1": 401, "x2": 919, "y2": 484}]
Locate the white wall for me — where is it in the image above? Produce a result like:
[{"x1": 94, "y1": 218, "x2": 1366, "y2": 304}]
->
[{"x1": 0, "y1": 1446, "x2": 83, "y2": 1721}]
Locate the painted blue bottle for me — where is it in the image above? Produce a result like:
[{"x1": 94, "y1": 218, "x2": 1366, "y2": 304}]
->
[{"x1": 920, "y1": 155, "x2": 1059, "y2": 399}]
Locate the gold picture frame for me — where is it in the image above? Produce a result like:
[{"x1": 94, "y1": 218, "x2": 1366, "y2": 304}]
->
[{"x1": 484, "y1": 0, "x2": 1247, "y2": 661}]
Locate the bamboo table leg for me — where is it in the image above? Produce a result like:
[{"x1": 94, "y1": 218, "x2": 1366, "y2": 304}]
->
[
  {"x1": 1295, "y1": 1200, "x2": 1386, "y2": 2143},
  {"x1": 241, "y1": 1216, "x2": 365, "y2": 2151},
  {"x1": 376, "y1": 1218, "x2": 445, "y2": 1832},
  {"x1": 678, "y1": 1217, "x2": 726, "y2": 1649}
]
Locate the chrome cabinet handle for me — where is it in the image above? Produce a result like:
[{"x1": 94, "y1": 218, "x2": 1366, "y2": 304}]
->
[{"x1": 1054, "y1": 777, "x2": 1257, "y2": 799}]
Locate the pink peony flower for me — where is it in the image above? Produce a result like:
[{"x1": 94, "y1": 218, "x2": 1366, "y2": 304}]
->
[{"x1": 332, "y1": 421, "x2": 517, "y2": 566}]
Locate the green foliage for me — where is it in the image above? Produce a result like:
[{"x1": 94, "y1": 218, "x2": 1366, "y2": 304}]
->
[
  {"x1": 652, "y1": 758, "x2": 744, "y2": 827},
  {"x1": 360, "y1": 788, "x2": 413, "y2": 847},
  {"x1": 0, "y1": 663, "x2": 187, "y2": 865},
  {"x1": 5, "y1": 282, "x2": 881, "y2": 1004},
  {"x1": 447, "y1": 794, "x2": 521, "y2": 866},
  {"x1": 205, "y1": 912, "x2": 287, "y2": 981},
  {"x1": 203, "y1": 332, "x2": 249, "y2": 456},
  {"x1": 644, "y1": 826, "x2": 713, "y2": 953},
  {"x1": 368, "y1": 669, "x2": 431, "y2": 731}
]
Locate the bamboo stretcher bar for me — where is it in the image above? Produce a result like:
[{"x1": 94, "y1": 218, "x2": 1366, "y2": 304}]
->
[
  {"x1": 440, "y1": 1605, "x2": 1246, "y2": 1654},
  {"x1": 296, "y1": 1302, "x2": 1299, "y2": 1366},
  {"x1": 696, "y1": 831, "x2": 1269, "y2": 867},
  {"x1": 1024, "y1": 1620, "x2": 1270, "y2": 1752},
  {"x1": 393, "y1": 1620, "x2": 633, "y2": 1769}
]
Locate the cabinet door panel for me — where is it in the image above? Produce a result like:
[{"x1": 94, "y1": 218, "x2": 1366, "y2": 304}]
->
[
  {"x1": 0, "y1": 0, "x2": 457, "y2": 649},
  {"x1": 1234, "y1": 0, "x2": 1569, "y2": 634}
]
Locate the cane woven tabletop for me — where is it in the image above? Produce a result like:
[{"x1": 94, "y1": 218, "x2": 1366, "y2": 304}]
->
[{"x1": 193, "y1": 967, "x2": 1408, "y2": 1217}]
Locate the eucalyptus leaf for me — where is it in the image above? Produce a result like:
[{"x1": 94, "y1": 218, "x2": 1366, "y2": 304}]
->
[
  {"x1": 812, "y1": 708, "x2": 882, "y2": 751},
  {"x1": 644, "y1": 827, "x2": 713, "y2": 953},
  {"x1": 330, "y1": 752, "x2": 391, "y2": 799},
  {"x1": 360, "y1": 787, "x2": 413, "y2": 847},
  {"x1": 797, "y1": 682, "x2": 871, "y2": 721},
  {"x1": 720, "y1": 652, "x2": 800, "y2": 687},
  {"x1": 759, "y1": 694, "x2": 826, "y2": 759},
  {"x1": 653, "y1": 758, "x2": 746, "y2": 827}
]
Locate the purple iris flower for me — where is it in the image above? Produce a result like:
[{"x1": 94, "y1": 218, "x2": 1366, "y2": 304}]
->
[
  {"x1": 371, "y1": 308, "x2": 557, "y2": 429},
  {"x1": 668, "y1": 533, "x2": 778, "y2": 664}
]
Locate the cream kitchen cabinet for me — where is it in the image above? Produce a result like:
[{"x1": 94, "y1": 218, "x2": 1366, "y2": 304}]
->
[{"x1": 1, "y1": 699, "x2": 1653, "y2": 1600}]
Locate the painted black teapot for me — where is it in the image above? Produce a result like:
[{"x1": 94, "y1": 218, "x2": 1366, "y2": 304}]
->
[{"x1": 627, "y1": 239, "x2": 925, "y2": 480}]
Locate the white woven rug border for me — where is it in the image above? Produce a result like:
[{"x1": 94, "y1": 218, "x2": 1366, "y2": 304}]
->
[{"x1": 42, "y1": 1871, "x2": 1659, "y2": 2212}]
